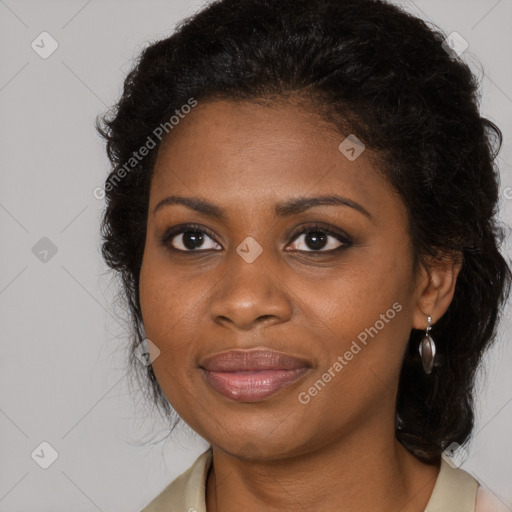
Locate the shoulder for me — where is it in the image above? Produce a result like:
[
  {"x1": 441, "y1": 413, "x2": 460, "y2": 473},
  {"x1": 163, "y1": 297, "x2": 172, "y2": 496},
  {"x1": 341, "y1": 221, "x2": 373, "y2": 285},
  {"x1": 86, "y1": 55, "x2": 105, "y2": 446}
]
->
[
  {"x1": 426, "y1": 457, "x2": 511, "y2": 512},
  {"x1": 140, "y1": 448, "x2": 212, "y2": 512},
  {"x1": 425, "y1": 458, "x2": 478, "y2": 511},
  {"x1": 475, "y1": 485, "x2": 511, "y2": 512}
]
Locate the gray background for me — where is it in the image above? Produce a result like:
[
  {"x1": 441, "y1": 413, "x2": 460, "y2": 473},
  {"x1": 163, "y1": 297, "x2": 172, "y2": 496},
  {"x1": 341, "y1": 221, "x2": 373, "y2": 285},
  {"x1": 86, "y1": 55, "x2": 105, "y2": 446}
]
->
[{"x1": 1, "y1": 0, "x2": 511, "y2": 510}]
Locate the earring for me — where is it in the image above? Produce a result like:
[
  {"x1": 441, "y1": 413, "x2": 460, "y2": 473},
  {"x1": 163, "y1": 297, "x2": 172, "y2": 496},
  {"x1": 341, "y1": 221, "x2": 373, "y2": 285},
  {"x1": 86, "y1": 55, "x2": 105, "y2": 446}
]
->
[{"x1": 419, "y1": 315, "x2": 436, "y2": 374}]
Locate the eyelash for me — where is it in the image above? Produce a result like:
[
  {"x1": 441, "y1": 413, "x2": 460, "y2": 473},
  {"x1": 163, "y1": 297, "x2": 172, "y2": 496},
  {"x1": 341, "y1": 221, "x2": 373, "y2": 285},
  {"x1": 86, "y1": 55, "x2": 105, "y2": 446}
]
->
[{"x1": 159, "y1": 222, "x2": 353, "y2": 254}]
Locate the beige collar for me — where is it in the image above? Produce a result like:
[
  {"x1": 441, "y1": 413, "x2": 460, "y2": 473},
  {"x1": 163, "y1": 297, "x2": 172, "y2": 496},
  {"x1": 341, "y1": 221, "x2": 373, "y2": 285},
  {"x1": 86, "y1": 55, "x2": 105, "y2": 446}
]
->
[{"x1": 141, "y1": 448, "x2": 478, "y2": 512}]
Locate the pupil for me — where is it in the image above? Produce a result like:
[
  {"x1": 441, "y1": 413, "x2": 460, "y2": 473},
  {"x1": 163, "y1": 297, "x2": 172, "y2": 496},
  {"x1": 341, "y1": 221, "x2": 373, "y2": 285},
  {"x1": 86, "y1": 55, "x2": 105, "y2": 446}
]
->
[
  {"x1": 183, "y1": 230, "x2": 204, "y2": 250},
  {"x1": 306, "y1": 231, "x2": 327, "y2": 250}
]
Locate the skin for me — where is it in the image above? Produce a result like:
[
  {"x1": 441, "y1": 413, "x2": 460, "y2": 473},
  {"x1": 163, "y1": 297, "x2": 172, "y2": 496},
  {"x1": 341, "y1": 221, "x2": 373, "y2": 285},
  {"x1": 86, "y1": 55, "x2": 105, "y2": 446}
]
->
[{"x1": 138, "y1": 98, "x2": 461, "y2": 512}]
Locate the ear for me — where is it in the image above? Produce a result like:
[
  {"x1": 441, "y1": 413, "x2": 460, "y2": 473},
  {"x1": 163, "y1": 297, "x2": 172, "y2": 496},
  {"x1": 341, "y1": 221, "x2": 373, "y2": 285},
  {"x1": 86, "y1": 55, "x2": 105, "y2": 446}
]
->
[{"x1": 412, "y1": 252, "x2": 463, "y2": 329}]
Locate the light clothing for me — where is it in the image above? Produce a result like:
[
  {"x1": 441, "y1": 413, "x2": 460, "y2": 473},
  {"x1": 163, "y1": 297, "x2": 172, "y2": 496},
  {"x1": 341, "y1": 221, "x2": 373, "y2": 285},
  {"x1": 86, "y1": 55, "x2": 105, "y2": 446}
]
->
[{"x1": 140, "y1": 448, "x2": 510, "y2": 511}]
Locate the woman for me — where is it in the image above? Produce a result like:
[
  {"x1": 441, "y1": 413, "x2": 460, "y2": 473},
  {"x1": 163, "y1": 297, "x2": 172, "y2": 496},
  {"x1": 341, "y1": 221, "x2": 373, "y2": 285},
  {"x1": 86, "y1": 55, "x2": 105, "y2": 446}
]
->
[{"x1": 97, "y1": 0, "x2": 511, "y2": 510}]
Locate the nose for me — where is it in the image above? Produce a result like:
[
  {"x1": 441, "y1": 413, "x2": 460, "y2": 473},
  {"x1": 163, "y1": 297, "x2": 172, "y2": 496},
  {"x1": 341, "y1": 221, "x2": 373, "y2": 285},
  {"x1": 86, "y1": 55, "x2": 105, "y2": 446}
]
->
[{"x1": 209, "y1": 248, "x2": 293, "y2": 331}]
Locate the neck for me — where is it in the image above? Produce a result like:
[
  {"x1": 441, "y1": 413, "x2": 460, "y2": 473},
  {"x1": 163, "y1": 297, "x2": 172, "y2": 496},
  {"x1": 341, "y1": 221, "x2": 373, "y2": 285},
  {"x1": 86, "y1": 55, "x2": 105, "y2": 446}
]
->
[{"x1": 205, "y1": 424, "x2": 440, "y2": 512}]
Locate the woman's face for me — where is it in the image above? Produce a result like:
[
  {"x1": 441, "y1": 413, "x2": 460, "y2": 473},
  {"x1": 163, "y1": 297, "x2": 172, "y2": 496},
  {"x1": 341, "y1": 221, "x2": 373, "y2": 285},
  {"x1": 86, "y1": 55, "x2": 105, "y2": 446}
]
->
[{"x1": 139, "y1": 99, "x2": 426, "y2": 459}]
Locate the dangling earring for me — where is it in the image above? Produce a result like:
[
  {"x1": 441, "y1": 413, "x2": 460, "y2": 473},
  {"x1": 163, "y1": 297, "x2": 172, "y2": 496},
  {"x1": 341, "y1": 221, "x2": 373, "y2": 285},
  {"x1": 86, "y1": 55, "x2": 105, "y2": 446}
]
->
[{"x1": 419, "y1": 315, "x2": 436, "y2": 374}]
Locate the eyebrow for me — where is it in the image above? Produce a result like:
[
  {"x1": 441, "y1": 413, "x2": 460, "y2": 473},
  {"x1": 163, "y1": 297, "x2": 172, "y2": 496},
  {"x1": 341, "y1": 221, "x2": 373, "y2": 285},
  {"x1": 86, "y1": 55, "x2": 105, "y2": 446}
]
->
[{"x1": 153, "y1": 194, "x2": 371, "y2": 219}]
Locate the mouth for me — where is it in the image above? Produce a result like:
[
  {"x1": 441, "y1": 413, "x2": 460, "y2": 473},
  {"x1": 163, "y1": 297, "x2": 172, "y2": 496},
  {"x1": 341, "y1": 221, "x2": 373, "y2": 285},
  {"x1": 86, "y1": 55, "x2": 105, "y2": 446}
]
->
[{"x1": 199, "y1": 349, "x2": 312, "y2": 402}]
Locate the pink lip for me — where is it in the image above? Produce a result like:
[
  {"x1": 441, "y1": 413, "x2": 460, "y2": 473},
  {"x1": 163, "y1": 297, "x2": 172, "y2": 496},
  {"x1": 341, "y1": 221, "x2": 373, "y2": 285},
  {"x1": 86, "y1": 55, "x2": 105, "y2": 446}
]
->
[{"x1": 200, "y1": 349, "x2": 311, "y2": 402}]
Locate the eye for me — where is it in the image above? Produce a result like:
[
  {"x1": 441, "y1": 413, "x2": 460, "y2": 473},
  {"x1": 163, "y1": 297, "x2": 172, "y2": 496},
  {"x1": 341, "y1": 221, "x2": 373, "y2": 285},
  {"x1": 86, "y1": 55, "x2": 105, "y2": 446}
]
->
[
  {"x1": 160, "y1": 224, "x2": 222, "y2": 252},
  {"x1": 287, "y1": 223, "x2": 352, "y2": 252},
  {"x1": 160, "y1": 222, "x2": 352, "y2": 254}
]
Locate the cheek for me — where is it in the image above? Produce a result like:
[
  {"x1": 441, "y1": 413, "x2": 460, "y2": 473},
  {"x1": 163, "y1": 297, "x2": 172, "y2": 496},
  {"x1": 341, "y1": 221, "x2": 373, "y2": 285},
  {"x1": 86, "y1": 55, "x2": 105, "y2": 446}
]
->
[
  {"x1": 138, "y1": 264, "x2": 201, "y2": 416},
  {"x1": 303, "y1": 252, "x2": 408, "y2": 322},
  {"x1": 299, "y1": 250, "x2": 414, "y2": 373},
  {"x1": 139, "y1": 244, "x2": 204, "y2": 330},
  {"x1": 138, "y1": 253, "x2": 204, "y2": 371}
]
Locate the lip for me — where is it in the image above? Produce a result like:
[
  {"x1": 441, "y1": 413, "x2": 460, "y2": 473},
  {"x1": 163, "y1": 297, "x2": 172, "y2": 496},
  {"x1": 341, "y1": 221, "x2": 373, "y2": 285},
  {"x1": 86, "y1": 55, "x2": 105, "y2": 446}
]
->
[{"x1": 200, "y1": 349, "x2": 311, "y2": 402}]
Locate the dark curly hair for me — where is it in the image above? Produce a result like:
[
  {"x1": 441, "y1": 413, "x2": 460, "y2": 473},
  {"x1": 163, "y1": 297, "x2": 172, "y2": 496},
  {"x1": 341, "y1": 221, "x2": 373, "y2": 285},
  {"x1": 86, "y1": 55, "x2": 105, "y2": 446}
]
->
[{"x1": 96, "y1": 0, "x2": 511, "y2": 462}]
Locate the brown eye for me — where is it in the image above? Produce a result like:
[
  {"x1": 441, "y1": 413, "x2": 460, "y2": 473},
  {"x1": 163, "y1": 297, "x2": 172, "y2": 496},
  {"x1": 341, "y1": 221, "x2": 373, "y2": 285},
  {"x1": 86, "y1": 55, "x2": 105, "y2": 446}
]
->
[
  {"x1": 288, "y1": 224, "x2": 352, "y2": 252},
  {"x1": 161, "y1": 225, "x2": 222, "y2": 252}
]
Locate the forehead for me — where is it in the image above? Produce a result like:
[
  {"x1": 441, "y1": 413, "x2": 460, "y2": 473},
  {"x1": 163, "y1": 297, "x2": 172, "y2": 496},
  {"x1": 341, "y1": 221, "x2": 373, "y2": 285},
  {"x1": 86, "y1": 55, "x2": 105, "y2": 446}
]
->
[{"x1": 149, "y1": 99, "x2": 400, "y2": 221}]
